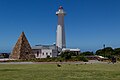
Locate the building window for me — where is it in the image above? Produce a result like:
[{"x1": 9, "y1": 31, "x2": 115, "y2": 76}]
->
[
  {"x1": 37, "y1": 51, "x2": 39, "y2": 57},
  {"x1": 50, "y1": 53, "x2": 52, "y2": 55},
  {"x1": 43, "y1": 53, "x2": 44, "y2": 55},
  {"x1": 46, "y1": 53, "x2": 48, "y2": 55}
]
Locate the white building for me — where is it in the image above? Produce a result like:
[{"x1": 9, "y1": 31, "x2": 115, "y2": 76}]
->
[
  {"x1": 62, "y1": 48, "x2": 80, "y2": 55},
  {"x1": 56, "y1": 6, "x2": 80, "y2": 54},
  {"x1": 56, "y1": 6, "x2": 66, "y2": 51},
  {"x1": 32, "y1": 45, "x2": 58, "y2": 58}
]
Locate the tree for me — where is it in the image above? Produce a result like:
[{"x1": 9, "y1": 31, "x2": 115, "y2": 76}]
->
[
  {"x1": 80, "y1": 51, "x2": 94, "y2": 56},
  {"x1": 114, "y1": 48, "x2": 120, "y2": 56},
  {"x1": 60, "y1": 51, "x2": 71, "y2": 60},
  {"x1": 76, "y1": 56, "x2": 88, "y2": 62},
  {"x1": 96, "y1": 47, "x2": 114, "y2": 58}
]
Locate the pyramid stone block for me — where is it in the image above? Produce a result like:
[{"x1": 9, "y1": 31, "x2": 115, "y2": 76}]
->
[{"x1": 10, "y1": 32, "x2": 35, "y2": 59}]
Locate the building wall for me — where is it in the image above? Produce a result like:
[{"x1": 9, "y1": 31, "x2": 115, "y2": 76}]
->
[
  {"x1": 32, "y1": 49, "x2": 41, "y2": 58},
  {"x1": 32, "y1": 49, "x2": 58, "y2": 58},
  {"x1": 41, "y1": 49, "x2": 52, "y2": 58},
  {"x1": 52, "y1": 49, "x2": 58, "y2": 57}
]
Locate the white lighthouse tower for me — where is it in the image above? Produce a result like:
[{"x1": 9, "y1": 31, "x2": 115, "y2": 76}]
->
[{"x1": 56, "y1": 6, "x2": 66, "y2": 51}]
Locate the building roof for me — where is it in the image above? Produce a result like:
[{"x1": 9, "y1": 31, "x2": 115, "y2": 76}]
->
[
  {"x1": 32, "y1": 44, "x2": 57, "y2": 50},
  {"x1": 62, "y1": 48, "x2": 80, "y2": 52}
]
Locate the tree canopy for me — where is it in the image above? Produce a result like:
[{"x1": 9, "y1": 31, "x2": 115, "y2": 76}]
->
[
  {"x1": 80, "y1": 51, "x2": 94, "y2": 56},
  {"x1": 95, "y1": 47, "x2": 120, "y2": 58}
]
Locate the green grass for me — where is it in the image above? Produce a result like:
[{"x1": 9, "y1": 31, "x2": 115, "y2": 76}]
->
[{"x1": 0, "y1": 63, "x2": 120, "y2": 80}]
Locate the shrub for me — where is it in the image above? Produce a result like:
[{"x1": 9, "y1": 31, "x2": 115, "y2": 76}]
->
[{"x1": 77, "y1": 56, "x2": 88, "y2": 62}]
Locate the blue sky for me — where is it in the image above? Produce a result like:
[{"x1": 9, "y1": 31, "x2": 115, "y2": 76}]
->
[{"x1": 0, "y1": 0, "x2": 120, "y2": 52}]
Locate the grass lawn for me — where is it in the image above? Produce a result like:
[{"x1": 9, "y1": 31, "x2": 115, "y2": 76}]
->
[{"x1": 0, "y1": 63, "x2": 120, "y2": 80}]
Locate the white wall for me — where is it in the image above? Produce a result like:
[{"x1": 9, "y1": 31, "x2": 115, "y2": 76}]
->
[
  {"x1": 33, "y1": 49, "x2": 58, "y2": 58},
  {"x1": 41, "y1": 49, "x2": 52, "y2": 58}
]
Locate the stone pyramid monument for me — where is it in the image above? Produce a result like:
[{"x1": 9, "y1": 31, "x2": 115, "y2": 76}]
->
[{"x1": 10, "y1": 32, "x2": 35, "y2": 59}]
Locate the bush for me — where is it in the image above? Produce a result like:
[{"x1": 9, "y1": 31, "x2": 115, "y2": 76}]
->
[
  {"x1": 77, "y1": 56, "x2": 88, "y2": 62},
  {"x1": 60, "y1": 52, "x2": 71, "y2": 60},
  {"x1": 80, "y1": 51, "x2": 94, "y2": 56}
]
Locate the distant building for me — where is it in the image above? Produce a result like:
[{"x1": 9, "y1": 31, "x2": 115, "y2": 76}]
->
[
  {"x1": 62, "y1": 48, "x2": 80, "y2": 55},
  {"x1": 32, "y1": 44, "x2": 58, "y2": 58},
  {"x1": 0, "y1": 53, "x2": 10, "y2": 58}
]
